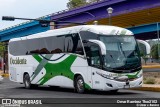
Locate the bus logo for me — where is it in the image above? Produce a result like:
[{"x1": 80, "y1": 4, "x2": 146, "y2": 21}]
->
[
  {"x1": 2, "y1": 99, "x2": 11, "y2": 105},
  {"x1": 10, "y1": 57, "x2": 27, "y2": 65}
]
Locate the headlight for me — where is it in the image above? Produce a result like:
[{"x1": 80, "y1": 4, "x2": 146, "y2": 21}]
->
[
  {"x1": 137, "y1": 71, "x2": 143, "y2": 78},
  {"x1": 96, "y1": 72, "x2": 114, "y2": 79}
]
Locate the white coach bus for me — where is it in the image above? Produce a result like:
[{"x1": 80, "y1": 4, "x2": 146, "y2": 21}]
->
[{"x1": 8, "y1": 25, "x2": 143, "y2": 93}]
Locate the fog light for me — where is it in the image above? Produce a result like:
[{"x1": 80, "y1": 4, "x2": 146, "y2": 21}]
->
[{"x1": 106, "y1": 83, "x2": 113, "y2": 87}]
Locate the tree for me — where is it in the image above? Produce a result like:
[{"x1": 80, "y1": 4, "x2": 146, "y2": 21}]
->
[
  {"x1": 0, "y1": 42, "x2": 6, "y2": 57},
  {"x1": 67, "y1": 0, "x2": 102, "y2": 9},
  {"x1": 88, "y1": 0, "x2": 101, "y2": 3},
  {"x1": 151, "y1": 44, "x2": 160, "y2": 59},
  {"x1": 67, "y1": 0, "x2": 87, "y2": 9}
]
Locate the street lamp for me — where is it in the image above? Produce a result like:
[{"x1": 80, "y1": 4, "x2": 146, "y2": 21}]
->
[
  {"x1": 2, "y1": 16, "x2": 86, "y2": 28},
  {"x1": 107, "y1": 7, "x2": 113, "y2": 25},
  {"x1": 157, "y1": 22, "x2": 160, "y2": 62}
]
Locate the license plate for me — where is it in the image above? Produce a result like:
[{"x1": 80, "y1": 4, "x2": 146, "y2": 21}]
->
[{"x1": 124, "y1": 85, "x2": 130, "y2": 88}]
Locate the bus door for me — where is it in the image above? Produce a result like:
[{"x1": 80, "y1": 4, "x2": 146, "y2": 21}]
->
[{"x1": 90, "y1": 45, "x2": 103, "y2": 89}]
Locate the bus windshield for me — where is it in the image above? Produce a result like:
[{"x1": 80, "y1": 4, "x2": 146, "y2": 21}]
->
[{"x1": 99, "y1": 35, "x2": 141, "y2": 71}]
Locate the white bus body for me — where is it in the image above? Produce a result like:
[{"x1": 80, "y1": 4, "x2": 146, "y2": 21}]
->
[{"x1": 8, "y1": 25, "x2": 143, "y2": 93}]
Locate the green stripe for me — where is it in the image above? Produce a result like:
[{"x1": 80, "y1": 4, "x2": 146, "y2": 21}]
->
[
  {"x1": 33, "y1": 54, "x2": 43, "y2": 62},
  {"x1": 85, "y1": 83, "x2": 91, "y2": 90},
  {"x1": 126, "y1": 70, "x2": 141, "y2": 79},
  {"x1": 31, "y1": 54, "x2": 53, "y2": 81},
  {"x1": 38, "y1": 55, "x2": 77, "y2": 85},
  {"x1": 32, "y1": 54, "x2": 91, "y2": 89}
]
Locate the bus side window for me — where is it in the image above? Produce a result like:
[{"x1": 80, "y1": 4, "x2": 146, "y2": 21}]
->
[
  {"x1": 65, "y1": 34, "x2": 73, "y2": 53},
  {"x1": 90, "y1": 46, "x2": 101, "y2": 68},
  {"x1": 84, "y1": 46, "x2": 91, "y2": 65},
  {"x1": 65, "y1": 34, "x2": 84, "y2": 55},
  {"x1": 72, "y1": 33, "x2": 84, "y2": 55},
  {"x1": 39, "y1": 48, "x2": 50, "y2": 54}
]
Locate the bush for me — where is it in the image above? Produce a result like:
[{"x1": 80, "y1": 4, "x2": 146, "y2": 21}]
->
[
  {"x1": 144, "y1": 77, "x2": 156, "y2": 84},
  {"x1": 151, "y1": 44, "x2": 160, "y2": 59}
]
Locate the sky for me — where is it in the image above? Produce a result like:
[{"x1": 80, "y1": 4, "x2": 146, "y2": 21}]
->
[{"x1": 0, "y1": 0, "x2": 68, "y2": 30}]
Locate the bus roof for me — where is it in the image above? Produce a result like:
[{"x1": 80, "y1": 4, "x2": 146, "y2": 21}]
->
[{"x1": 9, "y1": 25, "x2": 133, "y2": 42}]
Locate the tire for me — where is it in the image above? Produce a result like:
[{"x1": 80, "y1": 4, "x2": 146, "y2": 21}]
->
[
  {"x1": 23, "y1": 74, "x2": 32, "y2": 89},
  {"x1": 75, "y1": 75, "x2": 85, "y2": 94},
  {"x1": 110, "y1": 89, "x2": 119, "y2": 93},
  {"x1": 50, "y1": 86, "x2": 59, "y2": 90}
]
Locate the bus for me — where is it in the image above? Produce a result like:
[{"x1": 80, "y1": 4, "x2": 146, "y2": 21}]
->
[{"x1": 8, "y1": 25, "x2": 143, "y2": 93}]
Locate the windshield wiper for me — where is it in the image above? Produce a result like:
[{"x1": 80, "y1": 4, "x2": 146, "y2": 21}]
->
[
  {"x1": 110, "y1": 54, "x2": 118, "y2": 68},
  {"x1": 104, "y1": 66, "x2": 115, "y2": 71},
  {"x1": 104, "y1": 51, "x2": 118, "y2": 70}
]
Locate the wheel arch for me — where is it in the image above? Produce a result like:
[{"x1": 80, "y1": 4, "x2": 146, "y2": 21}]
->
[
  {"x1": 74, "y1": 73, "x2": 83, "y2": 87},
  {"x1": 73, "y1": 73, "x2": 91, "y2": 90},
  {"x1": 23, "y1": 72, "x2": 30, "y2": 83},
  {"x1": 23, "y1": 72, "x2": 29, "y2": 78}
]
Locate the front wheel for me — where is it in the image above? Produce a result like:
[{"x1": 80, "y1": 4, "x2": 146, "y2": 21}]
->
[
  {"x1": 110, "y1": 89, "x2": 119, "y2": 93},
  {"x1": 75, "y1": 75, "x2": 85, "y2": 94},
  {"x1": 23, "y1": 74, "x2": 34, "y2": 89}
]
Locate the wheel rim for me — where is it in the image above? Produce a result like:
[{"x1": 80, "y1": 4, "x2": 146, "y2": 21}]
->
[
  {"x1": 77, "y1": 79, "x2": 84, "y2": 91},
  {"x1": 25, "y1": 79, "x2": 29, "y2": 87},
  {"x1": 24, "y1": 76, "x2": 30, "y2": 88}
]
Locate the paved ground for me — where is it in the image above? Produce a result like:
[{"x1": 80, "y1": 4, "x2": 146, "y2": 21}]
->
[
  {"x1": 0, "y1": 78, "x2": 160, "y2": 98},
  {"x1": 143, "y1": 68, "x2": 160, "y2": 72}
]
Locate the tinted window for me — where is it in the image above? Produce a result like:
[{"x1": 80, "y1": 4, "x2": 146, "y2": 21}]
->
[
  {"x1": 65, "y1": 34, "x2": 73, "y2": 53},
  {"x1": 65, "y1": 33, "x2": 84, "y2": 55},
  {"x1": 48, "y1": 36, "x2": 65, "y2": 54},
  {"x1": 80, "y1": 31, "x2": 98, "y2": 41},
  {"x1": 9, "y1": 33, "x2": 84, "y2": 56},
  {"x1": 9, "y1": 36, "x2": 65, "y2": 56},
  {"x1": 90, "y1": 46, "x2": 101, "y2": 68},
  {"x1": 9, "y1": 40, "x2": 27, "y2": 55}
]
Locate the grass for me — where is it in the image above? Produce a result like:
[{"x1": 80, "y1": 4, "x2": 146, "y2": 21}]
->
[
  {"x1": 143, "y1": 72, "x2": 160, "y2": 84},
  {"x1": 144, "y1": 77, "x2": 156, "y2": 84}
]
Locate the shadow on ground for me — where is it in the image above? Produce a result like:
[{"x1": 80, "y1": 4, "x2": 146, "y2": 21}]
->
[{"x1": 14, "y1": 85, "x2": 139, "y2": 96}]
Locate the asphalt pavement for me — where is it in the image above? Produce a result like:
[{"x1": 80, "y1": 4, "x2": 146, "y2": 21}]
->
[
  {"x1": 143, "y1": 68, "x2": 160, "y2": 72},
  {"x1": 0, "y1": 78, "x2": 160, "y2": 98},
  {"x1": 0, "y1": 78, "x2": 160, "y2": 107}
]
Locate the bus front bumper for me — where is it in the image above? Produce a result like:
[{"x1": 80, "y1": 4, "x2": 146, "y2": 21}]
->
[{"x1": 103, "y1": 76, "x2": 143, "y2": 91}]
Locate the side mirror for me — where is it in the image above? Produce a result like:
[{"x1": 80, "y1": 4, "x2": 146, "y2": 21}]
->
[
  {"x1": 137, "y1": 39, "x2": 151, "y2": 55},
  {"x1": 82, "y1": 40, "x2": 88, "y2": 43},
  {"x1": 88, "y1": 39, "x2": 106, "y2": 56}
]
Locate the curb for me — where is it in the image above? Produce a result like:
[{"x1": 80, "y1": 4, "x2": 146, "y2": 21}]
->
[
  {"x1": 142, "y1": 65, "x2": 160, "y2": 69},
  {"x1": 131, "y1": 86, "x2": 160, "y2": 92},
  {"x1": 1, "y1": 73, "x2": 9, "y2": 78}
]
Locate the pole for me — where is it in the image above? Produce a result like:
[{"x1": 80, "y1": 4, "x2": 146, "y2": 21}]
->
[
  {"x1": 3, "y1": 49, "x2": 5, "y2": 74},
  {"x1": 157, "y1": 22, "x2": 160, "y2": 63},
  {"x1": 108, "y1": 13, "x2": 111, "y2": 25}
]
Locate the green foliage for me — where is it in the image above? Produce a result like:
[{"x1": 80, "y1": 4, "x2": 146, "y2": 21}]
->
[
  {"x1": 67, "y1": 0, "x2": 102, "y2": 9},
  {"x1": 88, "y1": 0, "x2": 101, "y2": 3},
  {"x1": 139, "y1": 44, "x2": 149, "y2": 65},
  {"x1": 67, "y1": 0, "x2": 87, "y2": 9},
  {"x1": 0, "y1": 42, "x2": 7, "y2": 57},
  {"x1": 144, "y1": 77, "x2": 156, "y2": 84},
  {"x1": 151, "y1": 44, "x2": 160, "y2": 59},
  {"x1": 138, "y1": 42, "x2": 147, "y2": 56}
]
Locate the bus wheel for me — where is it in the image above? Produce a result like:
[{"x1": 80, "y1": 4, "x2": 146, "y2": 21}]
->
[
  {"x1": 75, "y1": 75, "x2": 85, "y2": 94},
  {"x1": 23, "y1": 74, "x2": 31, "y2": 89},
  {"x1": 110, "y1": 89, "x2": 119, "y2": 93}
]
